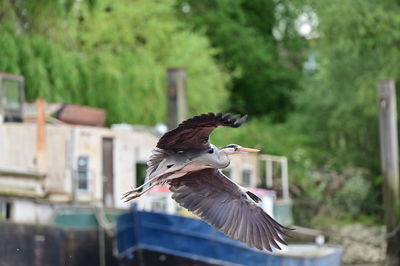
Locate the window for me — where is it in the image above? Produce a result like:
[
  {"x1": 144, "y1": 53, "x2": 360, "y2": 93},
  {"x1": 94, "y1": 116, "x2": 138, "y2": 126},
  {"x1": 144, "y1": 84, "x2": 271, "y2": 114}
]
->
[
  {"x1": 0, "y1": 200, "x2": 12, "y2": 220},
  {"x1": 77, "y1": 156, "x2": 89, "y2": 190},
  {"x1": 136, "y1": 163, "x2": 147, "y2": 187},
  {"x1": 3, "y1": 79, "x2": 20, "y2": 107},
  {"x1": 242, "y1": 169, "x2": 252, "y2": 187},
  {"x1": 0, "y1": 74, "x2": 24, "y2": 122}
]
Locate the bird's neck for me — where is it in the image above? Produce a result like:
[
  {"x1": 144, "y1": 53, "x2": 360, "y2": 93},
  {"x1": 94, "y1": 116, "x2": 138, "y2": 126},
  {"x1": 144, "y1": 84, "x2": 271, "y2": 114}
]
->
[{"x1": 217, "y1": 150, "x2": 231, "y2": 168}]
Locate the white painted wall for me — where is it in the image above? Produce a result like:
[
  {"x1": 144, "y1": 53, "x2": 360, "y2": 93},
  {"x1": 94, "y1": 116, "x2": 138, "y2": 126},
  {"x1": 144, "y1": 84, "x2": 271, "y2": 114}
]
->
[
  {"x1": 0, "y1": 123, "x2": 37, "y2": 171},
  {"x1": 45, "y1": 125, "x2": 70, "y2": 194},
  {"x1": 113, "y1": 130, "x2": 136, "y2": 209},
  {"x1": 10, "y1": 199, "x2": 54, "y2": 224},
  {"x1": 13, "y1": 200, "x2": 36, "y2": 223}
]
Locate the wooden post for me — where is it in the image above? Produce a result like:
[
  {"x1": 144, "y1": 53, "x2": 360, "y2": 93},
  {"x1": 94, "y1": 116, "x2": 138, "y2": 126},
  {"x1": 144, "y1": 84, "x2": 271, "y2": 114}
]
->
[
  {"x1": 167, "y1": 68, "x2": 187, "y2": 129},
  {"x1": 378, "y1": 80, "x2": 400, "y2": 266},
  {"x1": 266, "y1": 160, "x2": 273, "y2": 188},
  {"x1": 281, "y1": 157, "x2": 289, "y2": 201},
  {"x1": 36, "y1": 99, "x2": 47, "y2": 173}
]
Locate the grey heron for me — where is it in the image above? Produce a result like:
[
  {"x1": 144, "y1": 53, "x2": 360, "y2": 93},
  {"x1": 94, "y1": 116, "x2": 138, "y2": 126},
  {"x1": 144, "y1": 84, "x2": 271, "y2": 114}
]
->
[{"x1": 122, "y1": 113, "x2": 292, "y2": 251}]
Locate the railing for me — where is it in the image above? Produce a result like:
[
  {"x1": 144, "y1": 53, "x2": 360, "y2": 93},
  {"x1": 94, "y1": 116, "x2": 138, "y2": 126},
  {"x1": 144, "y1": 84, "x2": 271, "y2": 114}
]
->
[{"x1": 259, "y1": 154, "x2": 290, "y2": 202}]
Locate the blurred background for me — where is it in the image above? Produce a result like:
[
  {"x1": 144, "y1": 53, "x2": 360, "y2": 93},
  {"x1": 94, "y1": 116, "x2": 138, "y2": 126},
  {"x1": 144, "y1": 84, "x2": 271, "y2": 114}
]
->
[{"x1": 0, "y1": 0, "x2": 398, "y2": 265}]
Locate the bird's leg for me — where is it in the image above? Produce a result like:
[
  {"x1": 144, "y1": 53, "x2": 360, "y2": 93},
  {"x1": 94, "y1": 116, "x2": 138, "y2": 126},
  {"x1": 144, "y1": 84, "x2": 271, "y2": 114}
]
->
[
  {"x1": 124, "y1": 170, "x2": 186, "y2": 199},
  {"x1": 126, "y1": 171, "x2": 166, "y2": 193},
  {"x1": 122, "y1": 182, "x2": 157, "y2": 202}
]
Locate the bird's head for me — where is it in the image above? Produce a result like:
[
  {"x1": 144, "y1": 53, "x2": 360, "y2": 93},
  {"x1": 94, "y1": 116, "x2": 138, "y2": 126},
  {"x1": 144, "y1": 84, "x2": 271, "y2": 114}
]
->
[{"x1": 219, "y1": 144, "x2": 260, "y2": 155}]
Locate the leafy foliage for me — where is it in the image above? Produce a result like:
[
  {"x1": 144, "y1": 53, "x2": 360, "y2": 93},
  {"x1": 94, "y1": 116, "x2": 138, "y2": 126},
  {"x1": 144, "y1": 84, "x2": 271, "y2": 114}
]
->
[
  {"x1": 176, "y1": 0, "x2": 306, "y2": 121},
  {"x1": 0, "y1": 0, "x2": 229, "y2": 125},
  {"x1": 288, "y1": 0, "x2": 400, "y2": 224},
  {"x1": 297, "y1": 0, "x2": 400, "y2": 173}
]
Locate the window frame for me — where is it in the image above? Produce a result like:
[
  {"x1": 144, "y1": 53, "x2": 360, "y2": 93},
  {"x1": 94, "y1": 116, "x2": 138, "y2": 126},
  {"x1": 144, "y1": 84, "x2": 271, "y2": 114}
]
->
[{"x1": 77, "y1": 156, "x2": 90, "y2": 192}]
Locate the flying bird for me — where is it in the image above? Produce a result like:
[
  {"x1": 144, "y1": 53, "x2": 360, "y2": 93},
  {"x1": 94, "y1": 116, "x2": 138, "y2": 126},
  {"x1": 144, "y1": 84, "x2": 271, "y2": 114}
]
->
[{"x1": 122, "y1": 113, "x2": 292, "y2": 251}]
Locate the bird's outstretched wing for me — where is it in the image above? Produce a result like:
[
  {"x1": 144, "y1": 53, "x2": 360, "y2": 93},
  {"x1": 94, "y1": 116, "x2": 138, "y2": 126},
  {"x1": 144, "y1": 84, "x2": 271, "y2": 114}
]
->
[
  {"x1": 157, "y1": 113, "x2": 247, "y2": 151},
  {"x1": 168, "y1": 168, "x2": 292, "y2": 251}
]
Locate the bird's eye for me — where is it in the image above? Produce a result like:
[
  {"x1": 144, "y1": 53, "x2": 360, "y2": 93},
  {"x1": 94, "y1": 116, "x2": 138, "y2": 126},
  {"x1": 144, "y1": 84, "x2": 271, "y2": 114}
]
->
[{"x1": 208, "y1": 148, "x2": 214, "y2": 154}]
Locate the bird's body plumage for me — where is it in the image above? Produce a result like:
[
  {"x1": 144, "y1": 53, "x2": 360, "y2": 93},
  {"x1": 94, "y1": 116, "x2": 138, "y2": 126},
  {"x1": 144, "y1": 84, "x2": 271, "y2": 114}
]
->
[
  {"x1": 122, "y1": 113, "x2": 292, "y2": 251},
  {"x1": 144, "y1": 144, "x2": 229, "y2": 186}
]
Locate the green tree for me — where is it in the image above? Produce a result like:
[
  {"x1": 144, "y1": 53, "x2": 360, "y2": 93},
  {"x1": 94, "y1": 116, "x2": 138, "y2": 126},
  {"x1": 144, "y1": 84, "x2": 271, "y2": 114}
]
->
[
  {"x1": 0, "y1": 0, "x2": 230, "y2": 125},
  {"x1": 176, "y1": 0, "x2": 306, "y2": 121}
]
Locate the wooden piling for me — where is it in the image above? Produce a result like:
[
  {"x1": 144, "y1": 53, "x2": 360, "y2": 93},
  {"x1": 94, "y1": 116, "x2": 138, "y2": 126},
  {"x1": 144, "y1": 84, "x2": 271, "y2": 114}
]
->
[
  {"x1": 378, "y1": 80, "x2": 400, "y2": 266},
  {"x1": 167, "y1": 68, "x2": 187, "y2": 129}
]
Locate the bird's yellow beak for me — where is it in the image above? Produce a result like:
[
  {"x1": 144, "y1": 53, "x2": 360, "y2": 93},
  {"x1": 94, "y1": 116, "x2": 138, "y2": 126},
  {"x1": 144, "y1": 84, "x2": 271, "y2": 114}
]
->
[{"x1": 239, "y1": 147, "x2": 260, "y2": 153}]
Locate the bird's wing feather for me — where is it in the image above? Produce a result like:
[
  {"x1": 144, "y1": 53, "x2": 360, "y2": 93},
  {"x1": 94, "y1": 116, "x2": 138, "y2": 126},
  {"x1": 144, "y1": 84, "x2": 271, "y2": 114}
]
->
[
  {"x1": 157, "y1": 113, "x2": 247, "y2": 151},
  {"x1": 168, "y1": 168, "x2": 292, "y2": 251}
]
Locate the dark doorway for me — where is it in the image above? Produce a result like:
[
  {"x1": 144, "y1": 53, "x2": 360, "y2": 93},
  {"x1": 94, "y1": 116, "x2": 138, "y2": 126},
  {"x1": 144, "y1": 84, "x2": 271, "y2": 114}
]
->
[
  {"x1": 0, "y1": 200, "x2": 12, "y2": 220},
  {"x1": 136, "y1": 162, "x2": 147, "y2": 187},
  {"x1": 102, "y1": 138, "x2": 114, "y2": 207}
]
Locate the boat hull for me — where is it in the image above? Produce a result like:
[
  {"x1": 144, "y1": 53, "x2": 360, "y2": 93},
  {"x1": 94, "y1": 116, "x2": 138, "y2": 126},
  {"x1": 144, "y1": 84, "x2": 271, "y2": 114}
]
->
[{"x1": 116, "y1": 209, "x2": 342, "y2": 266}]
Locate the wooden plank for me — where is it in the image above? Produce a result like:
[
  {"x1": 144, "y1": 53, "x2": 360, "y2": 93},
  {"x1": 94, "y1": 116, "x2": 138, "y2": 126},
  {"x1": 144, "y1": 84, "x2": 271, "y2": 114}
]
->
[
  {"x1": 281, "y1": 157, "x2": 290, "y2": 201},
  {"x1": 266, "y1": 160, "x2": 273, "y2": 187},
  {"x1": 378, "y1": 80, "x2": 400, "y2": 266}
]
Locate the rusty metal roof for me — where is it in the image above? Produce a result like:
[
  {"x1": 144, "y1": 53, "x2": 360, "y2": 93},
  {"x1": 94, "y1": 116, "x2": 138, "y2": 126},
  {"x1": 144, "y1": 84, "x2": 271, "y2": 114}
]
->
[{"x1": 54, "y1": 104, "x2": 106, "y2": 127}]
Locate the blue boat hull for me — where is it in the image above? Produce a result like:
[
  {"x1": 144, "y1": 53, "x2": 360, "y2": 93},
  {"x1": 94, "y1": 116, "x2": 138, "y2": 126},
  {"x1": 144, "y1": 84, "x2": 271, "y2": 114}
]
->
[{"x1": 116, "y1": 209, "x2": 342, "y2": 266}]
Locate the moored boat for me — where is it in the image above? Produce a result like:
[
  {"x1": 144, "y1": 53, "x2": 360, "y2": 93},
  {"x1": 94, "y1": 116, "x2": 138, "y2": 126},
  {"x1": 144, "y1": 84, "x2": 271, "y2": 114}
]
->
[{"x1": 116, "y1": 209, "x2": 342, "y2": 266}]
